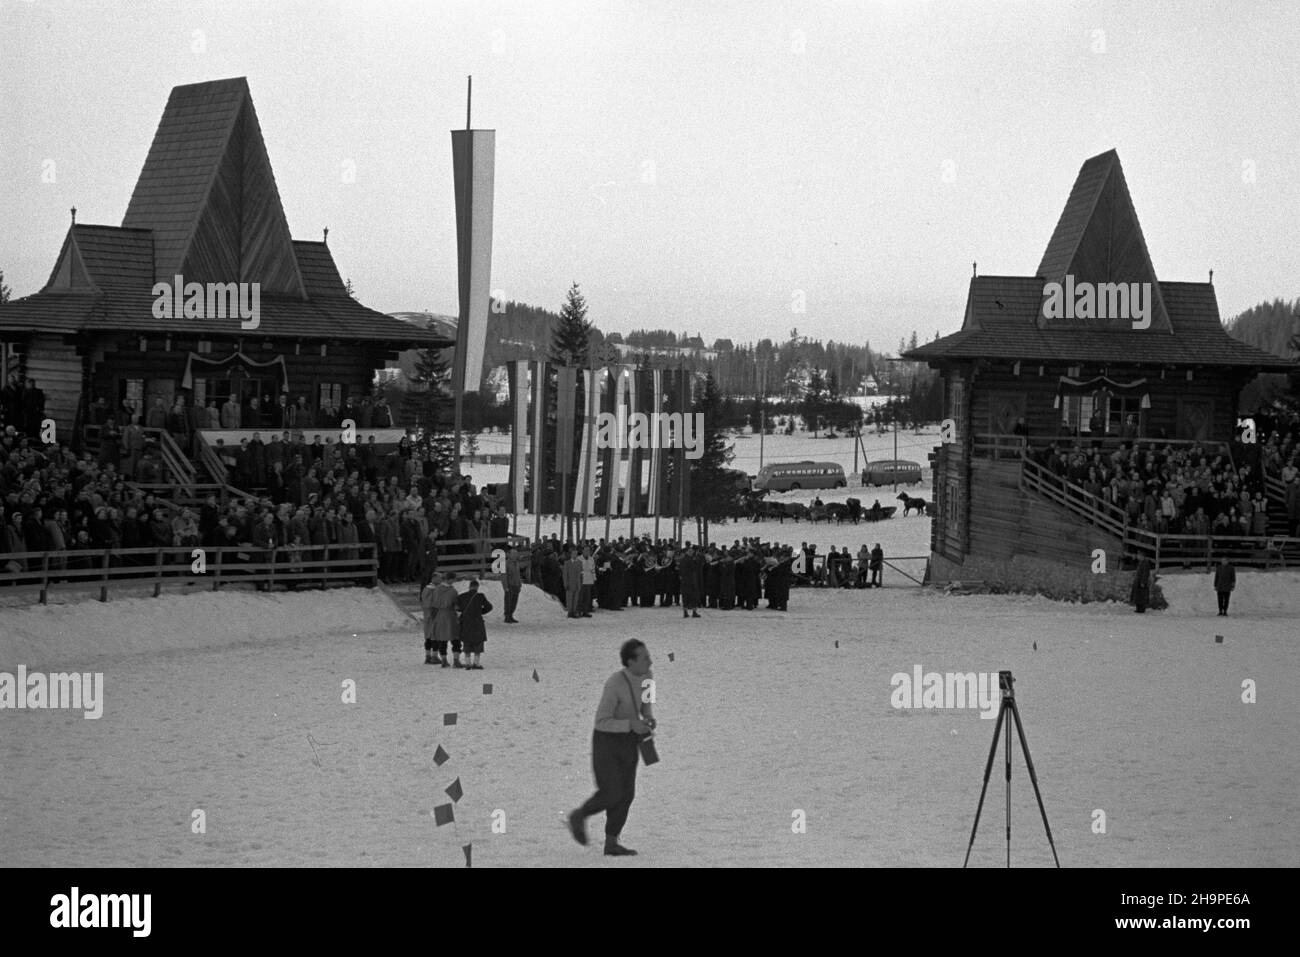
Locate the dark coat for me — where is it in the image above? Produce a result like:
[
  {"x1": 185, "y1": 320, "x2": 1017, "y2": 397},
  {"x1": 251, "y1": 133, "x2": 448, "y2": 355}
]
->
[
  {"x1": 1130, "y1": 558, "x2": 1152, "y2": 607},
  {"x1": 677, "y1": 552, "x2": 702, "y2": 606},
  {"x1": 456, "y1": 589, "x2": 492, "y2": 650},
  {"x1": 1213, "y1": 562, "x2": 1236, "y2": 593}
]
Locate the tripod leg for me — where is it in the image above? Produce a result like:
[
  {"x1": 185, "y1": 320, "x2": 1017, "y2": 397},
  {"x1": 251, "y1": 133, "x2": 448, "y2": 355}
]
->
[
  {"x1": 1009, "y1": 699, "x2": 1061, "y2": 867},
  {"x1": 1005, "y1": 698, "x2": 1012, "y2": 868},
  {"x1": 963, "y1": 700, "x2": 1007, "y2": 868}
]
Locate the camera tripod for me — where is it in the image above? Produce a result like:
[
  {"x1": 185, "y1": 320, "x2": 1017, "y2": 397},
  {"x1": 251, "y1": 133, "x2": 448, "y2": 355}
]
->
[{"x1": 963, "y1": 670, "x2": 1060, "y2": 867}]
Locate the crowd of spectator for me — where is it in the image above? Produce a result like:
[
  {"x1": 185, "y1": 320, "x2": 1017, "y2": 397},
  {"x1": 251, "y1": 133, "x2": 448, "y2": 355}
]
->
[
  {"x1": 1033, "y1": 429, "x2": 1300, "y2": 538},
  {"x1": 1, "y1": 424, "x2": 510, "y2": 584}
]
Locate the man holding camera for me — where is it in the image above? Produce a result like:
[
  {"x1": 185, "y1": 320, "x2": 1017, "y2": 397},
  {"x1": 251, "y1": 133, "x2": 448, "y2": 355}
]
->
[{"x1": 568, "y1": 639, "x2": 656, "y2": 857}]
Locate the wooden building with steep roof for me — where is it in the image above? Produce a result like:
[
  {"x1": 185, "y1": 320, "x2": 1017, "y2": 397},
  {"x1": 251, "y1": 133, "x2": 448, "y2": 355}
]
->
[
  {"x1": 0, "y1": 77, "x2": 449, "y2": 436},
  {"x1": 904, "y1": 150, "x2": 1296, "y2": 592}
]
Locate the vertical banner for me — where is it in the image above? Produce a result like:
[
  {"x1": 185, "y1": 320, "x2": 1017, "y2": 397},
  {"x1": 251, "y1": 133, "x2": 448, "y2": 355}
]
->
[
  {"x1": 646, "y1": 367, "x2": 664, "y2": 514},
  {"x1": 574, "y1": 368, "x2": 603, "y2": 516},
  {"x1": 600, "y1": 368, "x2": 618, "y2": 518},
  {"x1": 530, "y1": 360, "x2": 548, "y2": 513},
  {"x1": 555, "y1": 365, "x2": 578, "y2": 514},
  {"x1": 621, "y1": 367, "x2": 639, "y2": 516},
  {"x1": 507, "y1": 360, "x2": 529, "y2": 514},
  {"x1": 678, "y1": 368, "x2": 691, "y2": 521},
  {"x1": 451, "y1": 129, "x2": 496, "y2": 394}
]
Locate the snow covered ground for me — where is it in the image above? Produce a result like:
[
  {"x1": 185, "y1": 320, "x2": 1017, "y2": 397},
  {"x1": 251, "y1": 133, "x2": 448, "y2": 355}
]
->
[{"x1": 2, "y1": 570, "x2": 1296, "y2": 868}]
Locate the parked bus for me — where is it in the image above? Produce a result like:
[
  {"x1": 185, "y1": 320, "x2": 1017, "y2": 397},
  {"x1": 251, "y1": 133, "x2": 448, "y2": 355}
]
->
[
  {"x1": 861, "y1": 459, "x2": 923, "y2": 486},
  {"x1": 754, "y1": 461, "x2": 847, "y2": 492}
]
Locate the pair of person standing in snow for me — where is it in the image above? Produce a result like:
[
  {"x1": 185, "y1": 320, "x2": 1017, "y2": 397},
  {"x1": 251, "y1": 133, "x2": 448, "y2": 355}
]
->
[{"x1": 421, "y1": 573, "x2": 492, "y2": 669}]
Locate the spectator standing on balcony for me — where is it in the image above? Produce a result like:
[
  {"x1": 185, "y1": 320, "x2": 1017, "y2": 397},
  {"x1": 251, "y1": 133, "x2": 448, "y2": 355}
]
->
[
  {"x1": 146, "y1": 396, "x2": 167, "y2": 430},
  {"x1": 1121, "y1": 414, "x2": 1139, "y2": 439},
  {"x1": 1088, "y1": 408, "x2": 1104, "y2": 436},
  {"x1": 21, "y1": 378, "x2": 45, "y2": 438},
  {"x1": 122, "y1": 415, "x2": 145, "y2": 480},
  {"x1": 1213, "y1": 557, "x2": 1236, "y2": 616},
  {"x1": 221, "y1": 394, "x2": 241, "y2": 429}
]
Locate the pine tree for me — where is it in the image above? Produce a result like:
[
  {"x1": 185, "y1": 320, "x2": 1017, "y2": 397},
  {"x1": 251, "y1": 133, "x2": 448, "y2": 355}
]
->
[
  {"x1": 800, "y1": 369, "x2": 828, "y2": 436},
  {"x1": 550, "y1": 282, "x2": 592, "y2": 367},
  {"x1": 689, "y1": 372, "x2": 739, "y2": 545},
  {"x1": 0, "y1": 269, "x2": 11, "y2": 303},
  {"x1": 401, "y1": 346, "x2": 456, "y2": 470}
]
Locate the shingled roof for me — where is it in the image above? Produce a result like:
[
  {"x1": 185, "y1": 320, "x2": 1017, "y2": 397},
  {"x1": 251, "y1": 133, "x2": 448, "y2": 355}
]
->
[
  {"x1": 1, "y1": 78, "x2": 449, "y2": 348},
  {"x1": 906, "y1": 151, "x2": 1294, "y2": 371}
]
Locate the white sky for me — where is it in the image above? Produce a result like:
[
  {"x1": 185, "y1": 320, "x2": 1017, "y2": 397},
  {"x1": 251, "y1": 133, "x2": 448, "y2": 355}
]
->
[{"x1": 3, "y1": 0, "x2": 1298, "y2": 350}]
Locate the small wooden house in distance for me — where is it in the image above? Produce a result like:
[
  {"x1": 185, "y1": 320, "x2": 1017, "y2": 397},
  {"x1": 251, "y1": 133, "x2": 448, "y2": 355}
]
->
[
  {"x1": 0, "y1": 77, "x2": 449, "y2": 436},
  {"x1": 904, "y1": 150, "x2": 1296, "y2": 596}
]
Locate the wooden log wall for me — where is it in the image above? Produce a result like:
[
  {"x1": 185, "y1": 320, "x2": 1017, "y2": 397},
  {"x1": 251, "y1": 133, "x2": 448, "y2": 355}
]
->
[
  {"x1": 24, "y1": 334, "x2": 85, "y2": 434},
  {"x1": 967, "y1": 457, "x2": 1122, "y2": 566}
]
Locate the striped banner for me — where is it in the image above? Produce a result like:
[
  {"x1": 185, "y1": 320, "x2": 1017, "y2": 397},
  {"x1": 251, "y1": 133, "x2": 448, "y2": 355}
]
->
[
  {"x1": 621, "y1": 367, "x2": 639, "y2": 516},
  {"x1": 530, "y1": 360, "x2": 548, "y2": 513},
  {"x1": 600, "y1": 368, "x2": 618, "y2": 517},
  {"x1": 555, "y1": 365, "x2": 578, "y2": 480},
  {"x1": 646, "y1": 367, "x2": 664, "y2": 514},
  {"x1": 507, "y1": 360, "x2": 529, "y2": 514},
  {"x1": 574, "y1": 368, "x2": 603, "y2": 515}
]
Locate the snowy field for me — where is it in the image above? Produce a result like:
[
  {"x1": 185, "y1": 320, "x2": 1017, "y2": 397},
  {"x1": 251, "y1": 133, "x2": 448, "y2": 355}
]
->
[{"x1": 2, "y1": 569, "x2": 1297, "y2": 868}]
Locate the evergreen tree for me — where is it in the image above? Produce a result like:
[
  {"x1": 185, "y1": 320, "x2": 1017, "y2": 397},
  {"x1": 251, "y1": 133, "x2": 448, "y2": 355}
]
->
[
  {"x1": 0, "y1": 268, "x2": 11, "y2": 303},
  {"x1": 800, "y1": 369, "x2": 829, "y2": 436},
  {"x1": 401, "y1": 346, "x2": 456, "y2": 470},
  {"x1": 689, "y1": 372, "x2": 740, "y2": 544},
  {"x1": 550, "y1": 282, "x2": 593, "y2": 367}
]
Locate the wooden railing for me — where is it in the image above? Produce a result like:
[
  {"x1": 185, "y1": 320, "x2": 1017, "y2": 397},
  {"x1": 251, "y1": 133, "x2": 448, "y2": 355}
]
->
[
  {"x1": 1020, "y1": 453, "x2": 1300, "y2": 570},
  {"x1": 0, "y1": 543, "x2": 379, "y2": 603},
  {"x1": 82, "y1": 424, "x2": 198, "y2": 490},
  {"x1": 432, "y1": 535, "x2": 530, "y2": 578},
  {"x1": 124, "y1": 482, "x2": 247, "y2": 509}
]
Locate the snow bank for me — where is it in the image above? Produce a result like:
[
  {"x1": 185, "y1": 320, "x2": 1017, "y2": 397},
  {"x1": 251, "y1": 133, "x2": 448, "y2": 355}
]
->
[
  {"x1": 1157, "y1": 569, "x2": 1300, "y2": 617},
  {"x1": 0, "y1": 589, "x2": 412, "y2": 669}
]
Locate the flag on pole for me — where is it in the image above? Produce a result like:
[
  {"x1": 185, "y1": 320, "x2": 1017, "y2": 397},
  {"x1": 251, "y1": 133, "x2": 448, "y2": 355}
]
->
[
  {"x1": 451, "y1": 128, "x2": 496, "y2": 393},
  {"x1": 574, "y1": 368, "x2": 603, "y2": 516},
  {"x1": 646, "y1": 367, "x2": 664, "y2": 514},
  {"x1": 507, "y1": 360, "x2": 529, "y2": 514},
  {"x1": 530, "y1": 360, "x2": 548, "y2": 513}
]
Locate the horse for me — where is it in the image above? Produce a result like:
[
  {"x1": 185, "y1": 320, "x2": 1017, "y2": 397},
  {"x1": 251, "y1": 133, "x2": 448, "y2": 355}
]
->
[{"x1": 897, "y1": 492, "x2": 928, "y2": 517}]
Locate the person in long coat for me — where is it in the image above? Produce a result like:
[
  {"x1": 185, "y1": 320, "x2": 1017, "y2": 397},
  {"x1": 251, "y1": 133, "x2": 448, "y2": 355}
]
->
[
  {"x1": 428, "y1": 574, "x2": 461, "y2": 667},
  {"x1": 456, "y1": 579, "x2": 493, "y2": 669},
  {"x1": 718, "y1": 552, "x2": 736, "y2": 609},
  {"x1": 1130, "y1": 556, "x2": 1152, "y2": 613},
  {"x1": 1212, "y1": 557, "x2": 1236, "y2": 616},
  {"x1": 636, "y1": 552, "x2": 658, "y2": 608},
  {"x1": 677, "y1": 546, "x2": 702, "y2": 618}
]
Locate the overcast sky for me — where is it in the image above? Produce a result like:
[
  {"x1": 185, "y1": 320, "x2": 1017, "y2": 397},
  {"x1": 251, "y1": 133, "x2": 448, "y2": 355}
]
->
[{"x1": 3, "y1": 0, "x2": 1298, "y2": 351}]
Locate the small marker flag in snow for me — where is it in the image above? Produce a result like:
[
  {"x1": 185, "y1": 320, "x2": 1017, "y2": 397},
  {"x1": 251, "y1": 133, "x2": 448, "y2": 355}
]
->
[
  {"x1": 433, "y1": 803, "x2": 454, "y2": 826},
  {"x1": 1215, "y1": 635, "x2": 1224, "y2": 644},
  {"x1": 444, "y1": 713, "x2": 458, "y2": 726},
  {"x1": 463, "y1": 843, "x2": 473, "y2": 867},
  {"x1": 834, "y1": 641, "x2": 838, "y2": 649},
  {"x1": 434, "y1": 745, "x2": 450, "y2": 767},
  {"x1": 483, "y1": 683, "x2": 493, "y2": 694},
  {"x1": 1033, "y1": 641, "x2": 1037, "y2": 651},
  {"x1": 445, "y1": 778, "x2": 464, "y2": 803},
  {"x1": 668, "y1": 653, "x2": 675, "y2": 662},
  {"x1": 532, "y1": 669, "x2": 539, "y2": 682}
]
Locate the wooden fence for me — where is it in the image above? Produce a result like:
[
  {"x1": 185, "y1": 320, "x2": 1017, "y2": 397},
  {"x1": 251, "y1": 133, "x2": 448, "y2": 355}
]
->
[{"x1": 0, "y1": 543, "x2": 379, "y2": 603}]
